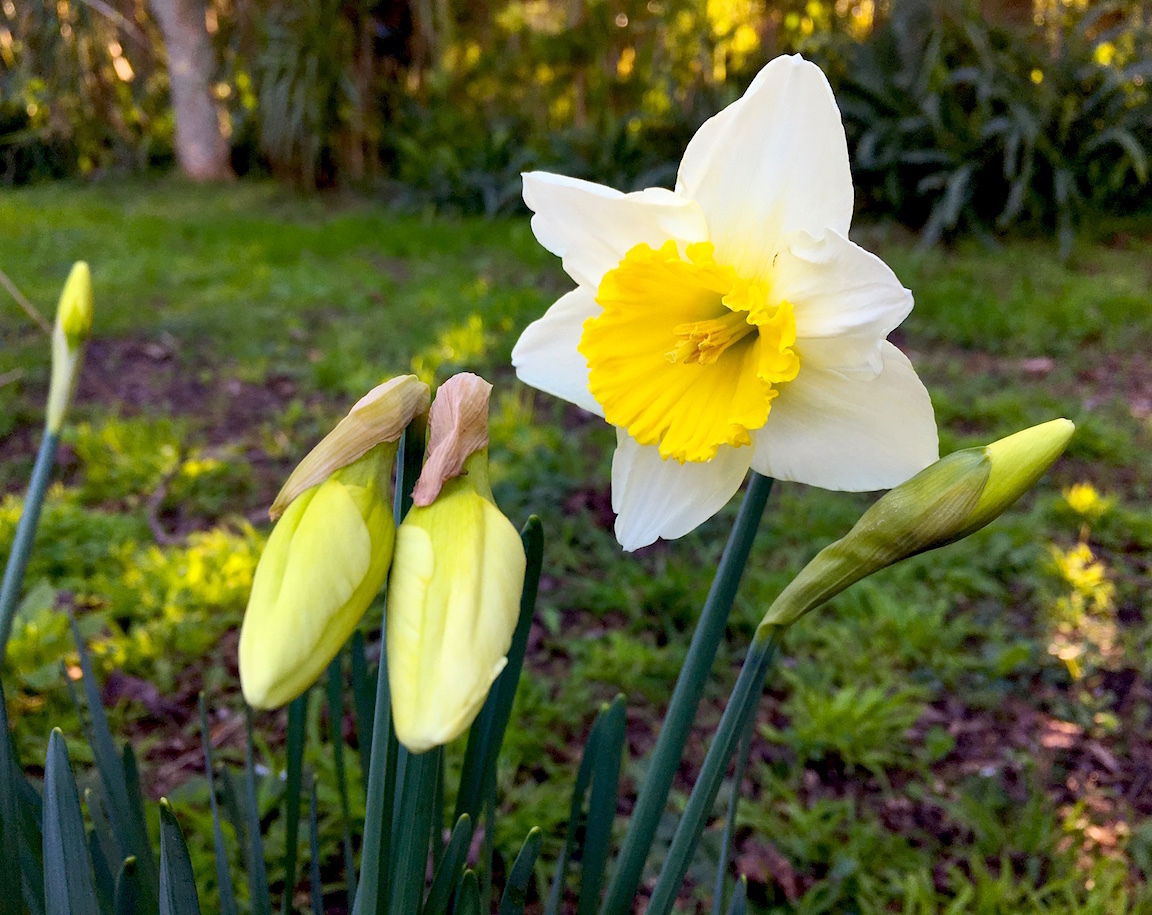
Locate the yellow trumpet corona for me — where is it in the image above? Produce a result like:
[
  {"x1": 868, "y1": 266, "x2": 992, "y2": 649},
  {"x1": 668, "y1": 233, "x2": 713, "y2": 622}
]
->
[
  {"x1": 761, "y1": 419, "x2": 1074, "y2": 630},
  {"x1": 387, "y1": 374, "x2": 526, "y2": 754},
  {"x1": 239, "y1": 375, "x2": 430, "y2": 709}
]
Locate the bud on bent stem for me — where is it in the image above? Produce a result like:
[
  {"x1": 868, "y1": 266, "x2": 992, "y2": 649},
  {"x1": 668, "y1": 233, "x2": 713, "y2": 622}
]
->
[{"x1": 761, "y1": 419, "x2": 1075, "y2": 630}]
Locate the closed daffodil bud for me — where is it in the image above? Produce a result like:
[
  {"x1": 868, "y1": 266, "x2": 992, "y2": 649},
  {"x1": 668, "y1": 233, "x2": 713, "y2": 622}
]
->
[
  {"x1": 239, "y1": 375, "x2": 430, "y2": 709},
  {"x1": 47, "y1": 262, "x2": 95, "y2": 434},
  {"x1": 387, "y1": 373, "x2": 526, "y2": 754},
  {"x1": 761, "y1": 418, "x2": 1075, "y2": 630}
]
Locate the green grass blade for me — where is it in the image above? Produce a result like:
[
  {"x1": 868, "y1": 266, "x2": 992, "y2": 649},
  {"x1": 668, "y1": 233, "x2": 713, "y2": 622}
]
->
[
  {"x1": 119, "y1": 745, "x2": 150, "y2": 878},
  {"x1": 282, "y1": 693, "x2": 309, "y2": 915},
  {"x1": 455, "y1": 516, "x2": 543, "y2": 825},
  {"x1": 244, "y1": 706, "x2": 273, "y2": 915},
  {"x1": 456, "y1": 871, "x2": 481, "y2": 915},
  {"x1": 43, "y1": 729, "x2": 100, "y2": 915},
  {"x1": 159, "y1": 800, "x2": 202, "y2": 915},
  {"x1": 386, "y1": 747, "x2": 440, "y2": 915},
  {"x1": 308, "y1": 778, "x2": 323, "y2": 915},
  {"x1": 726, "y1": 876, "x2": 747, "y2": 915},
  {"x1": 89, "y1": 828, "x2": 115, "y2": 915},
  {"x1": 710, "y1": 707, "x2": 756, "y2": 915},
  {"x1": 480, "y1": 766, "x2": 496, "y2": 909},
  {"x1": 325, "y1": 659, "x2": 357, "y2": 907},
  {"x1": 430, "y1": 750, "x2": 445, "y2": 876},
  {"x1": 198, "y1": 696, "x2": 239, "y2": 915},
  {"x1": 499, "y1": 828, "x2": 543, "y2": 915},
  {"x1": 579, "y1": 696, "x2": 626, "y2": 915},
  {"x1": 600, "y1": 473, "x2": 773, "y2": 915},
  {"x1": 0, "y1": 430, "x2": 58, "y2": 658},
  {"x1": 349, "y1": 633, "x2": 374, "y2": 795},
  {"x1": 425, "y1": 815, "x2": 472, "y2": 915},
  {"x1": 645, "y1": 628, "x2": 781, "y2": 915},
  {"x1": 113, "y1": 858, "x2": 140, "y2": 915},
  {"x1": 544, "y1": 712, "x2": 604, "y2": 915}
]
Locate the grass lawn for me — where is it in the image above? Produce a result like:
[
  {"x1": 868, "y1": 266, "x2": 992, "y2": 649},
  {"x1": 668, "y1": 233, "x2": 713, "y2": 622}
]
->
[{"x1": 2, "y1": 178, "x2": 1151, "y2": 913}]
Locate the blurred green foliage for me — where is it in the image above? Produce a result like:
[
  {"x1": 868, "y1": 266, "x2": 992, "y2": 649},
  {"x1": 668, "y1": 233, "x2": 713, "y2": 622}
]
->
[{"x1": 4, "y1": 0, "x2": 1148, "y2": 243}]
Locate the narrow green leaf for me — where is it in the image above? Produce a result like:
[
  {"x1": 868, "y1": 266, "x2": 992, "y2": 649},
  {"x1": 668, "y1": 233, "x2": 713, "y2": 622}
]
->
[
  {"x1": 425, "y1": 815, "x2": 472, "y2": 915},
  {"x1": 215, "y1": 767, "x2": 246, "y2": 857},
  {"x1": 386, "y1": 748, "x2": 440, "y2": 915},
  {"x1": 349, "y1": 632, "x2": 374, "y2": 795},
  {"x1": 67, "y1": 616, "x2": 154, "y2": 891},
  {"x1": 43, "y1": 729, "x2": 100, "y2": 915},
  {"x1": 244, "y1": 707, "x2": 272, "y2": 915},
  {"x1": 308, "y1": 779, "x2": 323, "y2": 915},
  {"x1": 499, "y1": 828, "x2": 543, "y2": 915},
  {"x1": 159, "y1": 800, "x2": 201, "y2": 915},
  {"x1": 544, "y1": 713, "x2": 604, "y2": 915},
  {"x1": 325, "y1": 660, "x2": 357, "y2": 907},
  {"x1": 456, "y1": 871, "x2": 481, "y2": 915},
  {"x1": 455, "y1": 517, "x2": 543, "y2": 825},
  {"x1": 579, "y1": 697, "x2": 626, "y2": 915},
  {"x1": 430, "y1": 749, "x2": 445, "y2": 876},
  {"x1": 480, "y1": 767, "x2": 496, "y2": 909},
  {"x1": 282, "y1": 693, "x2": 309, "y2": 915},
  {"x1": 710, "y1": 709, "x2": 756, "y2": 915},
  {"x1": 113, "y1": 858, "x2": 140, "y2": 915},
  {"x1": 91, "y1": 828, "x2": 117, "y2": 915},
  {"x1": 0, "y1": 683, "x2": 28, "y2": 915},
  {"x1": 119, "y1": 745, "x2": 150, "y2": 876},
  {"x1": 198, "y1": 696, "x2": 239, "y2": 915},
  {"x1": 83, "y1": 790, "x2": 117, "y2": 891},
  {"x1": 600, "y1": 474, "x2": 773, "y2": 915},
  {"x1": 726, "y1": 877, "x2": 747, "y2": 915}
]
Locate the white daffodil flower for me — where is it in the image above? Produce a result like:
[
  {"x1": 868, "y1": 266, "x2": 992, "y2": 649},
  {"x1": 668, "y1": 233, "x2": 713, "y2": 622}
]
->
[{"x1": 512, "y1": 54, "x2": 939, "y2": 551}]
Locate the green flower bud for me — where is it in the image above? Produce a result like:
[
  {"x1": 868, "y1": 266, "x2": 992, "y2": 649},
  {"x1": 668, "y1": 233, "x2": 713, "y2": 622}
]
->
[
  {"x1": 387, "y1": 374, "x2": 526, "y2": 754},
  {"x1": 761, "y1": 419, "x2": 1074, "y2": 630},
  {"x1": 239, "y1": 376, "x2": 430, "y2": 709},
  {"x1": 46, "y1": 262, "x2": 94, "y2": 433}
]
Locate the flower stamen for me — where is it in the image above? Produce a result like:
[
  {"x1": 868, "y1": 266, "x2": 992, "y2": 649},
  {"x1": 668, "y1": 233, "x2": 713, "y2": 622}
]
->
[{"x1": 666, "y1": 311, "x2": 756, "y2": 365}]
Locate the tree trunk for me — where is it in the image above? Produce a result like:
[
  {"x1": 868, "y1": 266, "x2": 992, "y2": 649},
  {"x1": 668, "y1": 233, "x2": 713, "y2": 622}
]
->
[{"x1": 149, "y1": 0, "x2": 232, "y2": 181}]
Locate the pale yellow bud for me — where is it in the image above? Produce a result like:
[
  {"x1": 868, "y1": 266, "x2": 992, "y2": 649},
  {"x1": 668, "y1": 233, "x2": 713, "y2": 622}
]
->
[
  {"x1": 56, "y1": 262, "x2": 94, "y2": 346},
  {"x1": 761, "y1": 419, "x2": 1074, "y2": 630},
  {"x1": 239, "y1": 376, "x2": 429, "y2": 709},
  {"x1": 240, "y1": 444, "x2": 396, "y2": 709},
  {"x1": 387, "y1": 374, "x2": 526, "y2": 753},
  {"x1": 46, "y1": 262, "x2": 95, "y2": 433}
]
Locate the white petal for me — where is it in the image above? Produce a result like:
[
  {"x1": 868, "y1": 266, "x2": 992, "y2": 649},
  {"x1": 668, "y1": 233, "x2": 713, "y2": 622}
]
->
[
  {"x1": 675, "y1": 55, "x2": 853, "y2": 280},
  {"x1": 776, "y1": 229, "x2": 914, "y2": 377},
  {"x1": 512, "y1": 288, "x2": 603, "y2": 416},
  {"x1": 522, "y1": 171, "x2": 708, "y2": 289},
  {"x1": 751, "y1": 342, "x2": 938, "y2": 491},
  {"x1": 611, "y1": 428, "x2": 751, "y2": 551}
]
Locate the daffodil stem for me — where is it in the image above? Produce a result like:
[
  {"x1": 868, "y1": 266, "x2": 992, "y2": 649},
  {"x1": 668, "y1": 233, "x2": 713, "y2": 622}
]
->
[
  {"x1": 353, "y1": 419, "x2": 425, "y2": 915},
  {"x1": 599, "y1": 472, "x2": 774, "y2": 915},
  {"x1": 0, "y1": 429, "x2": 58, "y2": 660},
  {"x1": 711, "y1": 692, "x2": 757, "y2": 915},
  {"x1": 646, "y1": 625, "x2": 782, "y2": 915}
]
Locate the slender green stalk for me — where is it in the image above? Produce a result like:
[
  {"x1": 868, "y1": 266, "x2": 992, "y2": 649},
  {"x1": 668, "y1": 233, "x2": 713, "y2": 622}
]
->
[
  {"x1": 599, "y1": 473, "x2": 773, "y2": 915},
  {"x1": 0, "y1": 430, "x2": 58, "y2": 657},
  {"x1": 386, "y1": 747, "x2": 440, "y2": 915},
  {"x1": 710, "y1": 696, "x2": 757, "y2": 915},
  {"x1": 644, "y1": 626, "x2": 782, "y2": 915},
  {"x1": 352, "y1": 420, "x2": 425, "y2": 915}
]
